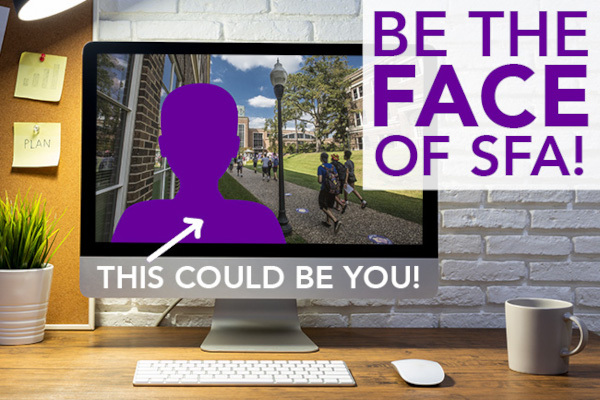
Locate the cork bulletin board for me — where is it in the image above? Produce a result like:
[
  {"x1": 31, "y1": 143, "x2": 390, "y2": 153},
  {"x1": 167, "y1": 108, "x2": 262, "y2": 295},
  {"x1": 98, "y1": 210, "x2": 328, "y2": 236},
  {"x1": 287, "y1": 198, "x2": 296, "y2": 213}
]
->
[{"x1": 0, "y1": 0, "x2": 94, "y2": 327}]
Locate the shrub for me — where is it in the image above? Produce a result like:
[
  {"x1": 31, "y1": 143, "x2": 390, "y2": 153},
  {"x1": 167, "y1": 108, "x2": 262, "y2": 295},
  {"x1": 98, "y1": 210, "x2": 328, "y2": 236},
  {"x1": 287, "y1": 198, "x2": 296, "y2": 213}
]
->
[{"x1": 0, "y1": 192, "x2": 71, "y2": 269}]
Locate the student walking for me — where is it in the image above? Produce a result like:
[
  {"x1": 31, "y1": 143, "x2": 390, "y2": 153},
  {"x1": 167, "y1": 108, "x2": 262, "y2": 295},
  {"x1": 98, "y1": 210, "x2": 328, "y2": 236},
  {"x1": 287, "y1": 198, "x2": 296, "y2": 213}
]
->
[
  {"x1": 343, "y1": 150, "x2": 367, "y2": 209},
  {"x1": 253, "y1": 154, "x2": 258, "y2": 173},
  {"x1": 317, "y1": 152, "x2": 342, "y2": 234},
  {"x1": 261, "y1": 153, "x2": 271, "y2": 181},
  {"x1": 330, "y1": 154, "x2": 347, "y2": 213},
  {"x1": 236, "y1": 156, "x2": 244, "y2": 177}
]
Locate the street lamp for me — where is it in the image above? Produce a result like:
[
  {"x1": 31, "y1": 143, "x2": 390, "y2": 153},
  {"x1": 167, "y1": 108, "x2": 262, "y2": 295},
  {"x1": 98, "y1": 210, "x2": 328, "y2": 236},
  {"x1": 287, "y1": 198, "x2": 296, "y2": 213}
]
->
[{"x1": 270, "y1": 59, "x2": 292, "y2": 236}]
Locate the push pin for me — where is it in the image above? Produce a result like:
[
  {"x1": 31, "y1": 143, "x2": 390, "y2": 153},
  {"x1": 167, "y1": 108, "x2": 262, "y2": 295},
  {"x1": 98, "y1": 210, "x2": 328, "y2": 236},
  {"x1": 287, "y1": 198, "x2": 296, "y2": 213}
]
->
[
  {"x1": 33, "y1": 124, "x2": 40, "y2": 135},
  {"x1": 40, "y1": 53, "x2": 46, "y2": 62}
]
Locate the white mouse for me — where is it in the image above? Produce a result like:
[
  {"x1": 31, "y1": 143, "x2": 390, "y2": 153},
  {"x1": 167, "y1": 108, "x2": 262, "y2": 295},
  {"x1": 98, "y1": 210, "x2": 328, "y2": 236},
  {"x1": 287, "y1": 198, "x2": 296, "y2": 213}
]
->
[{"x1": 391, "y1": 359, "x2": 445, "y2": 386}]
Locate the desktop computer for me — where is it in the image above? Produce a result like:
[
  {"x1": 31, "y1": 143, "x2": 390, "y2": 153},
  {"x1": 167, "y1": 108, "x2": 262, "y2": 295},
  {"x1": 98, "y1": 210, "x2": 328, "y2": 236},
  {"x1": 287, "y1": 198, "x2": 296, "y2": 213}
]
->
[{"x1": 80, "y1": 42, "x2": 438, "y2": 357}]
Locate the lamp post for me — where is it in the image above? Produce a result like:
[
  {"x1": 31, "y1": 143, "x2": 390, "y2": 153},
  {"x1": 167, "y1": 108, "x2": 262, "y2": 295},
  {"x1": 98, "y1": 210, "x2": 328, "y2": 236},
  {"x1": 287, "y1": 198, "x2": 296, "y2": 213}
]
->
[{"x1": 270, "y1": 59, "x2": 292, "y2": 236}]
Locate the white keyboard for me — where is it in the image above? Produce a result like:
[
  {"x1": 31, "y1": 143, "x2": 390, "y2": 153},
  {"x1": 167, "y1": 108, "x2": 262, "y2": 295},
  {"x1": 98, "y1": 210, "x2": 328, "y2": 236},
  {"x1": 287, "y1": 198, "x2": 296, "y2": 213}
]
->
[{"x1": 133, "y1": 359, "x2": 356, "y2": 386}]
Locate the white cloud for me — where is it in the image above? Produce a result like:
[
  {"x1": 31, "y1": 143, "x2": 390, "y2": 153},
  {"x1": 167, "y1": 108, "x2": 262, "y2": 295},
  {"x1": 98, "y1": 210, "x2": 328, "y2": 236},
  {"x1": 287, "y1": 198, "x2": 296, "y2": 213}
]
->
[
  {"x1": 249, "y1": 117, "x2": 267, "y2": 129},
  {"x1": 259, "y1": 86, "x2": 265, "y2": 92},
  {"x1": 300, "y1": 112, "x2": 313, "y2": 122},
  {"x1": 248, "y1": 95, "x2": 276, "y2": 108},
  {"x1": 211, "y1": 77, "x2": 223, "y2": 83},
  {"x1": 294, "y1": 113, "x2": 315, "y2": 131},
  {"x1": 219, "y1": 55, "x2": 304, "y2": 73}
]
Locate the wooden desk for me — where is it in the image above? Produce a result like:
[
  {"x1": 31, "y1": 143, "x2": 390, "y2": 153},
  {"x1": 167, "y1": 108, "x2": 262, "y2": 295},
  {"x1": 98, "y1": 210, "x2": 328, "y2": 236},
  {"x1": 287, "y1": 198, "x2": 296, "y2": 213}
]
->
[{"x1": 1, "y1": 328, "x2": 598, "y2": 399}]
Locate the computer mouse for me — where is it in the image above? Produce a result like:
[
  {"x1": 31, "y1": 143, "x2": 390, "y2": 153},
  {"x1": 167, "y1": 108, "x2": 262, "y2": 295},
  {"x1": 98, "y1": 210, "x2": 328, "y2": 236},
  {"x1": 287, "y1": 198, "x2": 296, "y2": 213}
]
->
[{"x1": 391, "y1": 359, "x2": 445, "y2": 386}]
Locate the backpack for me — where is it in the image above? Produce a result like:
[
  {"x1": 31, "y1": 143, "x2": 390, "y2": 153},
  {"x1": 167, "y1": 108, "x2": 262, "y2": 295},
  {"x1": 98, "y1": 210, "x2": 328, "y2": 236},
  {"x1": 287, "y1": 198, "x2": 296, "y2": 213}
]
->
[
  {"x1": 268, "y1": 159, "x2": 272, "y2": 167},
  {"x1": 332, "y1": 160, "x2": 347, "y2": 184},
  {"x1": 322, "y1": 164, "x2": 341, "y2": 195}
]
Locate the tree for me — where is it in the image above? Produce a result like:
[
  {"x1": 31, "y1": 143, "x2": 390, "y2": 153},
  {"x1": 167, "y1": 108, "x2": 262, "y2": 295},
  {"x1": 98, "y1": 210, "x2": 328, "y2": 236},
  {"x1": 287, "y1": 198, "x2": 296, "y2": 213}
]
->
[
  {"x1": 263, "y1": 118, "x2": 279, "y2": 153},
  {"x1": 96, "y1": 54, "x2": 130, "y2": 155},
  {"x1": 284, "y1": 143, "x2": 296, "y2": 154},
  {"x1": 280, "y1": 56, "x2": 356, "y2": 152}
]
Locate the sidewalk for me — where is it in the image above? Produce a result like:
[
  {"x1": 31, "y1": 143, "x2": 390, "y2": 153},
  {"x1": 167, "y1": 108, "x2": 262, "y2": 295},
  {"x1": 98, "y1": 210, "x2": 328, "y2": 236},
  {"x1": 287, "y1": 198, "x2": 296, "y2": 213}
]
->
[{"x1": 230, "y1": 167, "x2": 422, "y2": 245}]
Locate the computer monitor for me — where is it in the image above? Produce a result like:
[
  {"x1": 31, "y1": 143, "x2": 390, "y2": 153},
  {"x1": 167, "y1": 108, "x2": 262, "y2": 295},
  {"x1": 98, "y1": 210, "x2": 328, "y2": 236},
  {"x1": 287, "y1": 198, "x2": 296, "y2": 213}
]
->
[{"x1": 80, "y1": 42, "x2": 438, "y2": 352}]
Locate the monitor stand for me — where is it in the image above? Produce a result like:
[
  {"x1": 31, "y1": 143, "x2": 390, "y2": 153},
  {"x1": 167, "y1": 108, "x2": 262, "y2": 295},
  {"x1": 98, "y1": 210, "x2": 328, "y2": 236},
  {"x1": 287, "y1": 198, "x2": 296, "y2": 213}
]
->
[{"x1": 201, "y1": 299, "x2": 318, "y2": 353}]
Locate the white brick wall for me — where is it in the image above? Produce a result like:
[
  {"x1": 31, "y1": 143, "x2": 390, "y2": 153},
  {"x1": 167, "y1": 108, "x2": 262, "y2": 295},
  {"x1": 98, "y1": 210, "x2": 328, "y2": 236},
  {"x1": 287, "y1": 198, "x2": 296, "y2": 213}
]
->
[
  {"x1": 180, "y1": 0, "x2": 269, "y2": 15},
  {"x1": 441, "y1": 260, "x2": 526, "y2": 282},
  {"x1": 97, "y1": 0, "x2": 361, "y2": 42},
  {"x1": 136, "y1": 20, "x2": 221, "y2": 40},
  {"x1": 95, "y1": 1, "x2": 600, "y2": 332}
]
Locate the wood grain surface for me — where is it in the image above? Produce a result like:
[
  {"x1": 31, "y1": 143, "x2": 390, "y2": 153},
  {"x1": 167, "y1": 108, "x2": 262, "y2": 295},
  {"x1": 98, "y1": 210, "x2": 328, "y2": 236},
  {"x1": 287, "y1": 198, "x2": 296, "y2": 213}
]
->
[
  {"x1": 0, "y1": 1, "x2": 92, "y2": 324},
  {"x1": 1, "y1": 328, "x2": 598, "y2": 399}
]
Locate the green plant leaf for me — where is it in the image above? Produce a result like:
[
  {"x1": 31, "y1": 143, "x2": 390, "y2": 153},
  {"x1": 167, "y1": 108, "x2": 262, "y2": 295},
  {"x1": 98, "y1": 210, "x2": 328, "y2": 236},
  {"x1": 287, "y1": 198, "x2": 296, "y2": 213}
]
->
[{"x1": 0, "y1": 191, "x2": 71, "y2": 270}]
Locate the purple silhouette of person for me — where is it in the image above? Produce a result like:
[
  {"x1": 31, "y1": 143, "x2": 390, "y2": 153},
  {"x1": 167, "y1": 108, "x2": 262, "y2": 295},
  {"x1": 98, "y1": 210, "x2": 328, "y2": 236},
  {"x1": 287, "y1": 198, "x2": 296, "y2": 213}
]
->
[{"x1": 112, "y1": 83, "x2": 285, "y2": 244}]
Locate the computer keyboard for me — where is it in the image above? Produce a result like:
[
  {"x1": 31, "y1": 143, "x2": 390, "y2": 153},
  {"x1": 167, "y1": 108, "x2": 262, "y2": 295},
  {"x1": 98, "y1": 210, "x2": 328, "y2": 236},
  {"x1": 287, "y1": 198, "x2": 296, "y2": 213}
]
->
[{"x1": 133, "y1": 359, "x2": 356, "y2": 386}]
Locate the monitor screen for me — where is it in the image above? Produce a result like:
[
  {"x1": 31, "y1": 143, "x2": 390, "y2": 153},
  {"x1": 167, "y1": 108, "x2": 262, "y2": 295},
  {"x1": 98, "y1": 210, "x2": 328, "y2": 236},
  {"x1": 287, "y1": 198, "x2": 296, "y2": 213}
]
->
[{"x1": 80, "y1": 42, "x2": 438, "y2": 300}]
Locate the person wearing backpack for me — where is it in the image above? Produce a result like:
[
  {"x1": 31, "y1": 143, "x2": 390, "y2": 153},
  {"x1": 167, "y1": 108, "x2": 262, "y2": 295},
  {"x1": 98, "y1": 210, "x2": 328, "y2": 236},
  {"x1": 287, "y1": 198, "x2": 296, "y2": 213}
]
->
[
  {"x1": 261, "y1": 153, "x2": 271, "y2": 181},
  {"x1": 331, "y1": 154, "x2": 348, "y2": 213},
  {"x1": 317, "y1": 152, "x2": 342, "y2": 234},
  {"x1": 344, "y1": 150, "x2": 367, "y2": 209},
  {"x1": 236, "y1": 156, "x2": 244, "y2": 177}
]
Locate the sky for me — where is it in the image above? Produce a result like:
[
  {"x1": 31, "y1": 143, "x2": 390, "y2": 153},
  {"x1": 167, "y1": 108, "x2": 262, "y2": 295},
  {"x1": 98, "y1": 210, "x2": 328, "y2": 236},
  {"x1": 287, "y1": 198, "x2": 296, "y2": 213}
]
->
[{"x1": 210, "y1": 55, "x2": 362, "y2": 130}]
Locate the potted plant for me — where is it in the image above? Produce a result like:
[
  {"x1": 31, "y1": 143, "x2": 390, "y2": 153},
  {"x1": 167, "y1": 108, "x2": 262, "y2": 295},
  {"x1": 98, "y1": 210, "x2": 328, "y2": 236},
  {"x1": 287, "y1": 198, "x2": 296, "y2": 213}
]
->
[{"x1": 0, "y1": 192, "x2": 70, "y2": 345}]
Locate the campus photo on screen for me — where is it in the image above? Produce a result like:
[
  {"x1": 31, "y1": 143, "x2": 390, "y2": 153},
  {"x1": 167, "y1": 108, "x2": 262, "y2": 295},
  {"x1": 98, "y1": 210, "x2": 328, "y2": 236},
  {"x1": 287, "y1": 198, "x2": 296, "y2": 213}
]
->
[{"x1": 94, "y1": 53, "x2": 423, "y2": 245}]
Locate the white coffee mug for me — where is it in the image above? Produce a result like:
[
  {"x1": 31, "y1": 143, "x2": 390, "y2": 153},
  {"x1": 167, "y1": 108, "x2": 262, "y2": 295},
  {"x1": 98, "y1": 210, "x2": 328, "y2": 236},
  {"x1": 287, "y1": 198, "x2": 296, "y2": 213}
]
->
[{"x1": 505, "y1": 298, "x2": 588, "y2": 375}]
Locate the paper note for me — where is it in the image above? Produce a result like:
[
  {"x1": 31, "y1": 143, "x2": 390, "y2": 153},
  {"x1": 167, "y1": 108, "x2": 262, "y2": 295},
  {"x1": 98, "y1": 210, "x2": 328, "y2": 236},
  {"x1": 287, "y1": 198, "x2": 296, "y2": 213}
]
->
[
  {"x1": 345, "y1": 184, "x2": 354, "y2": 194},
  {"x1": 0, "y1": 6, "x2": 8, "y2": 56},
  {"x1": 12, "y1": 123, "x2": 61, "y2": 168},
  {"x1": 14, "y1": 52, "x2": 67, "y2": 102}
]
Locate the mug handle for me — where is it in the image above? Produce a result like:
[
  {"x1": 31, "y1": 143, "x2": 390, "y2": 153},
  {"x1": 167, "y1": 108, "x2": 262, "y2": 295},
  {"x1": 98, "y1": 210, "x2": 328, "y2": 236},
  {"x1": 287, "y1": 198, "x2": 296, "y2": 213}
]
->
[{"x1": 561, "y1": 313, "x2": 589, "y2": 357}]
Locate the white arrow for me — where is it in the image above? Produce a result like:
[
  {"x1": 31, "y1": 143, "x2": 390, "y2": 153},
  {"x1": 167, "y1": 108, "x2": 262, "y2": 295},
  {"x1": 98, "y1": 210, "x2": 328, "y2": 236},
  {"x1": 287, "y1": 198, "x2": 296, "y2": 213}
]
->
[{"x1": 146, "y1": 217, "x2": 204, "y2": 263}]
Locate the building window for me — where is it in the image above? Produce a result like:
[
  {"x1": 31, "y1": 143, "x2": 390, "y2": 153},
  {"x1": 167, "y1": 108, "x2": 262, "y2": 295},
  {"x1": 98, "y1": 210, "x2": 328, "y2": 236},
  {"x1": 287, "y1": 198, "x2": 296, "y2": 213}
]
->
[
  {"x1": 95, "y1": 54, "x2": 137, "y2": 242},
  {"x1": 238, "y1": 124, "x2": 245, "y2": 147},
  {"x1": 154, "y1": 55, "x2": 181, "y2": 200},
  {"x1": 253, "y1": 132, "x2": 263, "y2": 148},
  {"x1": 355, "y1": 112, "x2": 362, "y2": 127},
  {"x1": 153, "y1": 149, "x2": 172, "y2": 200},
  {"x1": 352, "y1": 85, "x2": 363, "y2": 100}
]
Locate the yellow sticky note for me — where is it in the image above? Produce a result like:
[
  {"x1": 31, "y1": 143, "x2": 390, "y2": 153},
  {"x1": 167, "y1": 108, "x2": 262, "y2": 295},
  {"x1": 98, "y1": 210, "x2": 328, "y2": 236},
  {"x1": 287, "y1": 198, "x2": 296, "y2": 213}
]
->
[
  {"x1": 12, "y1": 123, "x2": 61, "y2": 168},
  {"x1": 14, "y1": 52, "x2": 67, "y2": 102}
]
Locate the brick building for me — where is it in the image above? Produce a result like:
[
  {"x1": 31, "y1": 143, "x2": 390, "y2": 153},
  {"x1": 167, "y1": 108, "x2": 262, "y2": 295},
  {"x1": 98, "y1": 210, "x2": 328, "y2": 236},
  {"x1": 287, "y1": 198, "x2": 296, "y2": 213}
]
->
[
  {"x1": 236, "y1": 105, "x2": 317, "y2": 156},
  {"x1": 346, "y1": 67, "x2": 364, "y2": 151},
  {"x1": 248, "y1": 128, "x2": 266, "y2": 154},
  {"x1": 236, "y1": 105, "x2": 250, "y2": 153},
  {"x1": 95, "y1": 53, "x2": 210, "y2": 241},
  {"x1": 246, "y1": 128, "x2": 317, "y2": 155}
]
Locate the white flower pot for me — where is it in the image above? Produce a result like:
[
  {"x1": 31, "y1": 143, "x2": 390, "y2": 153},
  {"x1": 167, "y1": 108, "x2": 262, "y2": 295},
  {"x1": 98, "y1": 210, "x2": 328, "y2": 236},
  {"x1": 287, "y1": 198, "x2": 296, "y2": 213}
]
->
[{"x1": 0, "y1": 265, "x2": 53, "y2": 345}]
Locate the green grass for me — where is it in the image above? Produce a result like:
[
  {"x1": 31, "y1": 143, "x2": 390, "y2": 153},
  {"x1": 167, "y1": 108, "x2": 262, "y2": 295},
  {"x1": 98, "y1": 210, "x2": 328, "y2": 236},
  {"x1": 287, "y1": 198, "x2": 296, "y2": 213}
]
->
[
  {"x1": 282, "y1": 169, "x2": 422, "y2": 224},
  {"x1": 281, "y1": 151, "x2": 423, "y2": 225},
  {"x1": 218, "y1": 172, "x2": 307, "y2": 243},
  {"x1": 219, "y1": 171, "x2": 261, "y2": 202}
]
